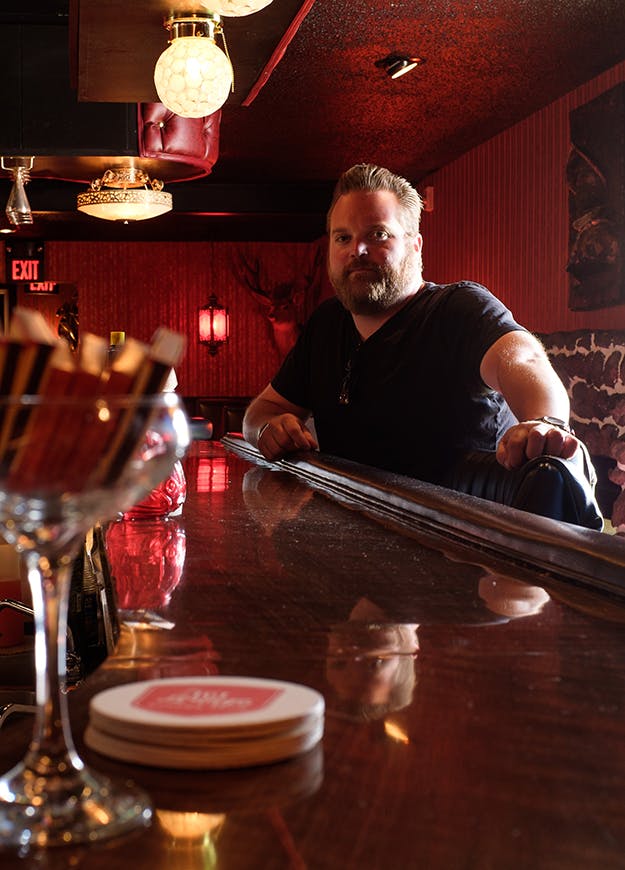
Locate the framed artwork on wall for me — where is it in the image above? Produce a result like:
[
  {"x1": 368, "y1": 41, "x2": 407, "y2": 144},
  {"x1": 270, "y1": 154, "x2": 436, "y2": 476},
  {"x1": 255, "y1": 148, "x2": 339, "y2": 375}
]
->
[{"x1": 567, "y1": 82, "x2": 625, "y2": 310}]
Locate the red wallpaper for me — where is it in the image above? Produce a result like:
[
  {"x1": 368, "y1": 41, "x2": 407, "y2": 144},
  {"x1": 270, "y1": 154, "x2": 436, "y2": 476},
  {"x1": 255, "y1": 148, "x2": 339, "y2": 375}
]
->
[
  {"x1": 421, "y1": 59, "x2": 625, "y2": 334},
  {"x1": 24, "y1": 240, "x2": 326, "y2": 399}
]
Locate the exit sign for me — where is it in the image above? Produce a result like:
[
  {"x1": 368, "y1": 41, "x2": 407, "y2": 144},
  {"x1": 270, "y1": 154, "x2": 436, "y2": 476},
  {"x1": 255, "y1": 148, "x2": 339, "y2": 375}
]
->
[
  {"x1": 25, "y1": 282, "x2": 59, "y2": 294},
  {"x1": 5, "y1": 240, "x2": 44, "y2": 283}
]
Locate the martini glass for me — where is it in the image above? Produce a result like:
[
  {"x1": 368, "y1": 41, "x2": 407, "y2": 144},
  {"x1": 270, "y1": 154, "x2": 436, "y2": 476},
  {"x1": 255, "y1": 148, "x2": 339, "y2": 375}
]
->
[{"x1": 0, "y1": 393, "x2": 190, "y2": 849}]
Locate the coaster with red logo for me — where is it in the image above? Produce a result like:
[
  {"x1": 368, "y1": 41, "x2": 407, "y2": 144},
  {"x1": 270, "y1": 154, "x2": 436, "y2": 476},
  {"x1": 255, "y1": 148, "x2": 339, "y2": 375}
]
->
[
  {"x1": 85, "y1": 676, "x2": 325, "y2": 769},
  {"x1": 133, "y1": 681, "x2": 282, "y2": 717}
]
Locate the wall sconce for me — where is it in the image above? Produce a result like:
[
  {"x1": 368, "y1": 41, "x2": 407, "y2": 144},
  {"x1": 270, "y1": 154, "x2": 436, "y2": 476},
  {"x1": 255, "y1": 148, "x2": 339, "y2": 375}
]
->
[
  {"x1": 1, "y1": 156, "x2": 35, "y2": 226},
  {"x1": 199, "y1": 294, "x2": 230, "y2": 354},
  {"x1": 77, "y1": 167, "x2": 172, "y2": 222},
  {"x1": 375, "y1": 54, "x2": 424, "y2": 79},
  {"x1": 154, "y1": 1, "x2": 274, "y2": 119}
]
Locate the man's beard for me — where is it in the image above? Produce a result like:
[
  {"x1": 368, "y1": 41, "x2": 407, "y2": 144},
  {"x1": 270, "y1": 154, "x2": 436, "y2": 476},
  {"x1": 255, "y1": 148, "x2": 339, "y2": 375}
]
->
[{"x1": 331, "y1": 251, "x2": 421, "y2": 315}]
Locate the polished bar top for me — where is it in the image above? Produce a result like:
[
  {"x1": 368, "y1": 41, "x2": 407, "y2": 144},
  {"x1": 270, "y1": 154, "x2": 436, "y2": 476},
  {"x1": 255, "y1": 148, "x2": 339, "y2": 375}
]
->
[{"x1": 3, "y1": 441, "x2": 625, "y2": 868}]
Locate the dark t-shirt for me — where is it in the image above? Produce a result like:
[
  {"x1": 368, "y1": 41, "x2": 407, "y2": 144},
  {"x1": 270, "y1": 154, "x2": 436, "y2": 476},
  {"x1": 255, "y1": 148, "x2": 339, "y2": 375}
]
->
[{"x1": 272, "y1": 281, "x2": 526, "y2": 483}]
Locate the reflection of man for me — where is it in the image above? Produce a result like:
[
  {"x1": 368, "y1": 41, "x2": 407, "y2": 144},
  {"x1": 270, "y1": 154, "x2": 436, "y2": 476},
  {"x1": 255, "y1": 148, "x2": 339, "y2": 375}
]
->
[
  {"x1": 326, "y1": 598, "x2": 419, "y2": 721},
  {"x1": 324, "y1": 576, "x2": 551, "y2": 721},
  {"x1": 244, "y1": 163, "x2": 581, "y2": 485}
]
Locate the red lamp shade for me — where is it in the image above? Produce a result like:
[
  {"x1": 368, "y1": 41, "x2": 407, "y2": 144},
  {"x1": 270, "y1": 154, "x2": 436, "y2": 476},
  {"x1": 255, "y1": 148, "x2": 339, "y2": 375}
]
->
[{"x1": 198, "y1": 294, "x2": 230, "y2": 354}]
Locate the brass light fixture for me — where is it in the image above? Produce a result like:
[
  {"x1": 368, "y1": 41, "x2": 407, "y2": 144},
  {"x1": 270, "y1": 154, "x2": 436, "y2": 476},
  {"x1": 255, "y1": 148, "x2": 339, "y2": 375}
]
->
[{"x1": 77, "y1": 167, "x2": 172, "y2": 222}]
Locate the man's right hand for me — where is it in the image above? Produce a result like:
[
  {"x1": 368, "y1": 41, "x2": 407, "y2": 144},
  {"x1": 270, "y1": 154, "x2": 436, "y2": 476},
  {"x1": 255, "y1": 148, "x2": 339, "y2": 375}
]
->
[
  {"x1": 243, "y1": 384, "x2": 317, "y2": 461},
  {"x1": 257, "y1": 414, "x2": 318, "y2": 461}
]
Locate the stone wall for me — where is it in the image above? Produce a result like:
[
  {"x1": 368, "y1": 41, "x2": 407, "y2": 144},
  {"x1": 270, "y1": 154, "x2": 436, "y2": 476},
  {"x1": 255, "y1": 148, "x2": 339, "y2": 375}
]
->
[{"x1": 539, "y1": 330, "x2": 625, "y2": 526}]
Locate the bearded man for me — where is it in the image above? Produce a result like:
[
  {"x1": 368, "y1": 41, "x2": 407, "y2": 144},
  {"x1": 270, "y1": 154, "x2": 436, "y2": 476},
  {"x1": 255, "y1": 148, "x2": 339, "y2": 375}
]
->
[{"x1": 243, "y1": 163, "x2": 579, "y2": 484}]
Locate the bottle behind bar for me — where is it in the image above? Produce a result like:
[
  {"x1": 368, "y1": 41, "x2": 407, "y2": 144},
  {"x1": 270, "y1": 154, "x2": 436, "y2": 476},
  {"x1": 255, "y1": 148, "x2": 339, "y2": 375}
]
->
[{"x1": 108, "y1": 330, "x2": 125, "y2": 365}]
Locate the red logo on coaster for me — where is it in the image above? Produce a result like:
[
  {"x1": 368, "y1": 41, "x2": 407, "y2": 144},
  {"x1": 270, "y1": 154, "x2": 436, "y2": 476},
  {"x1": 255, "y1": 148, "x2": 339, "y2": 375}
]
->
[{"x1": 132, "y1": 683, "x2": 282, "y2": 717}]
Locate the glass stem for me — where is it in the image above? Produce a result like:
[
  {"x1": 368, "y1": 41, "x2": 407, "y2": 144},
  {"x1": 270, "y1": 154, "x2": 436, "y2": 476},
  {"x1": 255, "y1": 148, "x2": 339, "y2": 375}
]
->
[{"x1": 23, "y1": 548, "x2": 83, "y2": 775}]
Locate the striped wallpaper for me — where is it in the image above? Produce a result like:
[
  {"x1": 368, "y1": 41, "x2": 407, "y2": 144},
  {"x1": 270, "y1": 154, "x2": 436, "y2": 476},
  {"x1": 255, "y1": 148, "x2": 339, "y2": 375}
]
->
[{"x1": 421, "y1": 60, "x2": 625, "y2": 334}]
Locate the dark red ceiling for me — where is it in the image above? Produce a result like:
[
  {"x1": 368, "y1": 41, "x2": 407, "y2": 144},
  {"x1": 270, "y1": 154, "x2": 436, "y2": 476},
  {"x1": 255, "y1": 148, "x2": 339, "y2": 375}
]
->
[
  {"x1": 2, "y1": 0, "x2": 625, "y2": 240},
  {"x1": 212, "y1": 0, "x2": 625, "y2": 183}
]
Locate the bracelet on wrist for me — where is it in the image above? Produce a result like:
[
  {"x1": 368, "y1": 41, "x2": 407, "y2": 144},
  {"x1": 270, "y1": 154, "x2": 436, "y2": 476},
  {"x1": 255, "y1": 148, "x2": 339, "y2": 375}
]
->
[
  {"x1": 257, "y1": 422, "x2": 271, "y2": 444},
  {"x1": 537, "y1": 416, "x2": 574, "y2": 435}
]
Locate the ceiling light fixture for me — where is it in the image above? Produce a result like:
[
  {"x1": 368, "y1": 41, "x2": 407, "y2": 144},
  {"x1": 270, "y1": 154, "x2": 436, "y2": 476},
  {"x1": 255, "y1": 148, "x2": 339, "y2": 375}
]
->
[
  {"x1": 153, "y1": 1, "x2": 275, "y2": 119},
  {"x1": 154, "y1": 13, "x2": 234, "y2": 119},
  {"x1": 76, "y1": 167, "x2": 172, "y2": 222},
  {"x1": 1, "y1": 156, "x2": 35, "y2": 226},
  {"x1": 375, "y1": 54, "x2": 424, "y2": 80}
]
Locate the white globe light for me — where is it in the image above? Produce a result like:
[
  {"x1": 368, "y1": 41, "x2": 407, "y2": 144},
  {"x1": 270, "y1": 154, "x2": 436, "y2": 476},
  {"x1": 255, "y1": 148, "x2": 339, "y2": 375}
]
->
[
  {"x1": 154, "y1": 37, "x2": 233, "y2": 118},
  {"x1": 208, "y1": 0, "x2": 274, "y2": 16}
]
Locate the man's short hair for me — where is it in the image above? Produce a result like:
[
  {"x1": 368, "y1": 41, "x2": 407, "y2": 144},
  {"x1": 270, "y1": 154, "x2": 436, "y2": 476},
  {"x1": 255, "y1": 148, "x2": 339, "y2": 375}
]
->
[{"x1": 327, "y1": 163, "x2": 423, "y2": 236}]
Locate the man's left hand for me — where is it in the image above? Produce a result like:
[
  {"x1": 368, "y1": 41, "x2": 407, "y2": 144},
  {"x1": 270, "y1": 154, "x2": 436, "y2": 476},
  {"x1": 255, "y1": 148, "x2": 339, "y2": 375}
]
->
[{"x1": 496, "y1": 420, "x2": 579, "y2": 470}]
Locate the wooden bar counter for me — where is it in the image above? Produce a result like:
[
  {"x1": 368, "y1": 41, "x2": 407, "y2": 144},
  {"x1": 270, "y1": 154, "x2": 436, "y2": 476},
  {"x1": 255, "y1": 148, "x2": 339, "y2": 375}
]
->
[{"x1": 3, "y1": 439, "x2": 625, "y2": 868}]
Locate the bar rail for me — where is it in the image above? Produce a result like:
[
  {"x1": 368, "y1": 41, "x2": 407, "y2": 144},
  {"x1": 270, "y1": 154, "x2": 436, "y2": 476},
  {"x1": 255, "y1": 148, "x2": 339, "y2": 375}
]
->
[{"x1": 223, "y1": 435, "x2": 625, "y2": 600}]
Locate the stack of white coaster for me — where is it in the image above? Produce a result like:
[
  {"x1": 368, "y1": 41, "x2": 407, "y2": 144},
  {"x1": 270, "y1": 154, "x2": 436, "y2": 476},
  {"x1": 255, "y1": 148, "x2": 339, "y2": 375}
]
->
[{"x1": 85, "y1": 676, "x2": 325, "y2": 769}]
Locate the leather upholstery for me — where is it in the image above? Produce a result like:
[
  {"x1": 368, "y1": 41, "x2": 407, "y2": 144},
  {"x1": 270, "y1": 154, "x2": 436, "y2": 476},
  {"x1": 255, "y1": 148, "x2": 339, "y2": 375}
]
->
[
  {"x1": 137, "y1": 104, "x2": 221, "y2": 178},
  {"x1": 444, "y1": 446, "x2": 604, "y2": 530}
]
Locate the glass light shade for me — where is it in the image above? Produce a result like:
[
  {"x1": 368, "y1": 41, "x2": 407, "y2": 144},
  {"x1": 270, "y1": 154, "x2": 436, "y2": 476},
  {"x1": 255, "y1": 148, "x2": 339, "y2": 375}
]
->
[
  {"x1": 199, "y1": 308, "x2": 229, "y2": 343},
  {"x1": 209, "y1": 0, "x2": 274, "y2": 15},
  {"x1": 2, "y1": 158, "x2": 35, "y2": 226},
  {"x1": 198, "y1": 296, "x2": 230, "y2": 354},
  {"x1": 6, "y1": 169, "x2": 33, "y2": 225},
  {"x1": 375, "y1": 54, "x2": 423, "y2": 80},
  {"x1": 389, "y1": 58, "x2": 421, "y2": 79},
  {"x1": 77, "y1": 168, "x2": 172, "y2": 222},
  {"x1": 77, "y1": 188, "x2": 172, "y2": 221},
  {"x1": 210, "y1": 309, "x2": 229, "y2": 341},
  {"x1": 154, "y1": 37, "x2": 233, "y2": 118}
]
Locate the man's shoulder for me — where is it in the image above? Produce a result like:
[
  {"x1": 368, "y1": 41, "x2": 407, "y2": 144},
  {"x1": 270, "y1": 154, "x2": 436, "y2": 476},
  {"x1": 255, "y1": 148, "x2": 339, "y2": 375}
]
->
[
  {"x1": 423, "y1": 279, "x2": 491, "y2": 297},
  {"x1": 421, "y1": 280, "x2": 506, "y2": 312}
]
